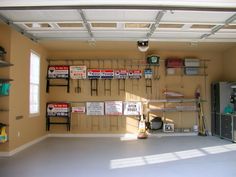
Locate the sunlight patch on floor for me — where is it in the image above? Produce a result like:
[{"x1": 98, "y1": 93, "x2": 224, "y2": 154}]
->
[{"x1": 110, "y1": 143, "x2": 236, "y2": 169}]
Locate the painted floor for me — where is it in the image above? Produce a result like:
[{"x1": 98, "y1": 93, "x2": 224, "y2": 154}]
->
[{"x1": 0, "y1": 136, "x2": 236, "y2": 177}]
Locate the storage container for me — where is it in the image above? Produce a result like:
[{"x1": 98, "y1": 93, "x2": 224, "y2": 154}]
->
[
  {"x1": 163, "y1": 123, "x2": 174, "y2": 132},
  {"x1": 184, "y1": 67, "x2": 199, "y2": 75},
  {"x1": 166, "y1": 68, "x2": 175, "y2": 75},
  {"x1": 165, "y1": 58, "x2": 183, "y2": 68},
  {"x1": 150, "y1": 117, "x2": 163, "y2": 130},
  {"x1": 184, "y1": 58, "x2": 200, "y2": 67}
]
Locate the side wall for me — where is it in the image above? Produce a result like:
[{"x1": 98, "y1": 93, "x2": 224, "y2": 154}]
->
[
  {"x1": 0, "y1": 24, "x2": 48, "y2": 152},
  {"x1": 223, "y1": 45, "x2": 236, "y2": 81}
]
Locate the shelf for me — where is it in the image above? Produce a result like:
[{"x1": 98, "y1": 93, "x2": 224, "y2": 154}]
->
[
  {"x1": 147, "y1": 98, "x2": 197, "y2": 103},
  {"x1": 0, "y1": 60, "x2": 13, "y2": 67},
  {"x1": 0, "y1": 109, "x2": 9, "y2": 112},
  {"x1": 166, "y1": 74, "x2": 208, "y2": 77},
  {"x1": 0, "y1": 78, "x2": 13, "y2": 82},
  {"x1": 148, "y1": 108, "x2": 198, "y2": 112}
]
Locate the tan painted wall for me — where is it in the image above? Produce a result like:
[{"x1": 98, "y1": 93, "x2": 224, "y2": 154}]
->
[
  {"x1": 0, "y1": 24, "x2": 11, "y2": 151},
  {"x1": 47, "y1": 49, "x2": 224, "y2": 134},
  {"x1": 223, "y1": 45, "x2": 236, "y2": 81},
  {"x1": 0, "y1": 24, "x2": 47, "y2": 152}
]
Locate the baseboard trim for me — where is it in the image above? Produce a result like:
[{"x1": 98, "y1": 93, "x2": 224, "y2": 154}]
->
[
  {"x1": 0, "y1": 132, "x2": 204, "y2": 157},
  {"x1": 0, "y1": 135, "x2": 48, "y2": 157},
  {"x1": 47, "y1": 133, "x2": 135, "y2": 138}
]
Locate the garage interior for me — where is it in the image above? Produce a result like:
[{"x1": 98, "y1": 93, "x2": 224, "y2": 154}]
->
[{"x1": 1, "y1": 1, "x2": 236, "y2": 177}]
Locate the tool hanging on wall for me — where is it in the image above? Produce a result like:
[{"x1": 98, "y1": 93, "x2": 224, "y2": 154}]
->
[
  {"x1": 196, "y1": 88, "x2": 208, "y2": 136},
  {"x1": 144, "y1": 68, "x2": 153, "y2": 96}
]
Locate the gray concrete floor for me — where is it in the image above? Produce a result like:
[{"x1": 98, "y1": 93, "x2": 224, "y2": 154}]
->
[{"x1": 0, "y1": 136, "x2": 236, "y2": 177}]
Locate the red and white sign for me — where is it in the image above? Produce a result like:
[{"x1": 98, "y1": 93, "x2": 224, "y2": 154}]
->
[
  {"x1": 70, "y1": 66, "x2": 86, "y2": 79},
  {"x1": 87, "y1": 69, "x2": 101, "y2": 79},
  {"x1": 128, "y1": 70, "x2": 142, "y2": 79},
  {"x1": 71, "y1": 106, "x2": 86, "y2": 113},
  {"x1": 105, "y1": 101, "x2": 123, "y2": 115},
  {"x1": 114, "y1": 70, "x2": 129, "y2": 79},
  {"x1": 100, "y1": 69, "x2": 114, "y2": 79},
  {"x1": 47, "y1": 103, "x2": 70, "y2": 117},
  {"x1": 48, "y1": 65, "x2": 69, "y2": 78}
]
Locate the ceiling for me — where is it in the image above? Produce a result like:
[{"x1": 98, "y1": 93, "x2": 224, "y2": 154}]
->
[{"x1": 0, "y1": 0, "x2": 236, "y2": 51}]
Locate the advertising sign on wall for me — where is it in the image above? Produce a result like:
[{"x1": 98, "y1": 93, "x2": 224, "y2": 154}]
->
[
  {"x1": 123, "y1": 101, "x2": 142, "y2": 115},
  {"x1": 47, "y1": 65, "x2": 69, "y2": 79},
  {"x1": 70, "y1": 66, "x2": 87, "y2": 79},
  {"x1": 47, "y1": 103, "x2": 70, "y2": 117},
  {"x1": 71, "y1": 106, "x2": 86, "y2": 113},
  {"x1": 87, "y1": 69, "x2": 101, "y2": 79},
  {"x1": 100, "y1": 69, "x2": 114, "y2": 79},
  {"x1": 128, "y1": 70, "x2": 142, "y2": 79},
  {"x1": 86, "y1": 102, "x2": 104, "y2": 115},
  {"x1": 105, "y1": 101, "x2": 123, "y2": 115},
  {"x1": 114, "y1": 70, "x2": 129, "y2": 79}
]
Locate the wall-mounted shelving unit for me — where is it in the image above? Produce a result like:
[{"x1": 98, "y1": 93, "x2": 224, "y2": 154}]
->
[
  {"x1": 165, "y1": 59, "x2": 209, "y2": 77},
  {"x1": 146, "y1": 98, "x2": 205, "y2": 132}
]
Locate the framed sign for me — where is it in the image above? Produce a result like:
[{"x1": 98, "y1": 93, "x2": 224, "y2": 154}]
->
[
  {"x1": 70, "y1": 66, "x2": 86, "y2": 79},
  {"x1": 47, "y1": 103, "x2": 70, "y2": 117},
  {"x1": 47, "y1": 65, "x2": 69, "y2": 79},
  {"x1": 123, "y1": 101, "x2": 142, "y2": 115},
  {"x1": 86, "y1": 102, "x2": 104, "y2": 115},
  {"x1": 87, "y1": 69, "x2": 101, "y2": 79},
  {"x1": 100, "y1": 69, "x2": 114, "y2": 79},
  {"x1": 114, "y1": 70, "x2": 129, "y2": 79},
  {"x1": 105, "y1": 101, "x2": 123, "y2": 115}
]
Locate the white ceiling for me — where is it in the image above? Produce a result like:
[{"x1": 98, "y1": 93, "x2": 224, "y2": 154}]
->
[{"x1": 0, "y1": 0, "x2": 236, "y2": 48}]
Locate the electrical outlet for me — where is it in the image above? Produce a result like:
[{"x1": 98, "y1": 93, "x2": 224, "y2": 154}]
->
[{"x1": 17, "y1": 131, "x2": 20, "y2": 137}]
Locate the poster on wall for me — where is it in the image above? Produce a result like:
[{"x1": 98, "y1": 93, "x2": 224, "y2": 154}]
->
[
  {"x1": 87, "y1": 69, "x2": 101, "y2": 79},
  {"x1": 123, "y1": 101, "x2": 142, "y2": 115},
  {"x1": 105, "y1": 101, "x2": 123, "y2": 115},
  {"x1": 100, "y1": 69, "x2": 114, "y2": 79},
  {"x1": 46, "y1": 103, "x2": 70, "y2": 117},
  {"x1": 47, "y1": 65, "x2": 69, "y2": 79},
  {"x1": 70, "y1": 66, "x2": 87, "y2": 79},
  {"x1": 86, "y1": 102, "x2": 104, "y2": 115}
]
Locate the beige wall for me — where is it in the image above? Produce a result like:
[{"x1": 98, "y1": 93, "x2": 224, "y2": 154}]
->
[
  {"x1": 0, "y1": 24, "x2": 11, "y2": 151},
  {"x1": 47, "y1": 49, "x2": 224, "y2": 134},
  {"x1": 223, "y1": 45, "x2": 236, "y2": 81},
  {"x1": 0, "y1": 24, "x2": 47, "y2": 152}
]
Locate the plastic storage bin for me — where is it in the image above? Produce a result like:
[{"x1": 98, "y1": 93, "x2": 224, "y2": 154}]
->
[
  {"x1": 184, "y1": 67, "x2": 199, "y2": 75},
  {"x1": 165, "y1": 58, "x2": 183, "y2": 68},
  {"x1": 184, "y1": 58, "x2": 200, "y2": 67}
]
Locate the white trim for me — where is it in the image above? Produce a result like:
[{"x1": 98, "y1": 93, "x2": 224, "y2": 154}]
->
[
  {"x1": 0, "y1": 135, "x2": 47, "y2": 157},
  {"x1": 47, "y1": 133, "x2": 135, "y2": 138}
]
